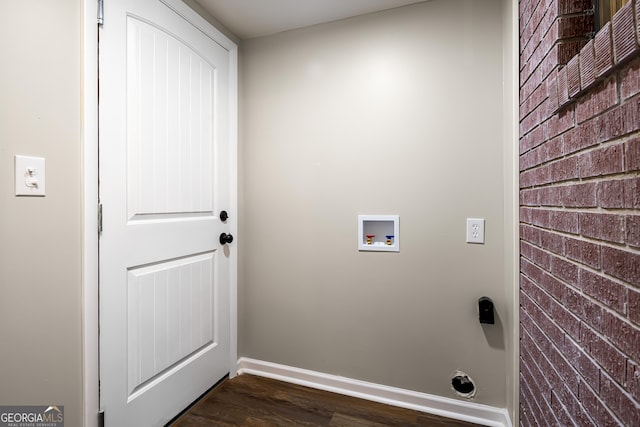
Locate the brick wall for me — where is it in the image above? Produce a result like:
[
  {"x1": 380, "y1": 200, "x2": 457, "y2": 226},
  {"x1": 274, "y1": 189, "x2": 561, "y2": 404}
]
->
[{"x1": 519, "y1": 0, "x2": 640, "y2": 424}]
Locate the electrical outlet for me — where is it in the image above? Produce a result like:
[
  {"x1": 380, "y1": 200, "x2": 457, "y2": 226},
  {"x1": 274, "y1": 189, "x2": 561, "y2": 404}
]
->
[{"x1": 466, "y1": 218, "x2": 485, "y2": 244}]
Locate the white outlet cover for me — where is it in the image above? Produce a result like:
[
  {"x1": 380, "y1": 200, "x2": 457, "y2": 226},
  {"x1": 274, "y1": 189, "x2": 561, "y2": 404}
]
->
[
  {"x1": 466, "y1": 218, "x2": 485, "y2": 244},
  {"x1": 15, "y1": 155, "x2": 46, "y2": 196}
]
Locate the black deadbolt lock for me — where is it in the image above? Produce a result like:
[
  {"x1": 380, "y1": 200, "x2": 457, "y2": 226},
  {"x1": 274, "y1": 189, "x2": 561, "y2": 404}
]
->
[
  {"x1": 220, "y1": 210, "x2": 229, "y2": 222},
  {"x1": 219, "y1": 233, "x2": 234, "y2": 245}
]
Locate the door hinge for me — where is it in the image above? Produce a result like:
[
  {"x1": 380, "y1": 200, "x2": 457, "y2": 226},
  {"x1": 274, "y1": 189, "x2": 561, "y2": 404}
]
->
[
  {"x1": 97, "y1": 0, "x2": 104, "y2": 25},
  {"x1": 98, "y1": 410, "x2": 104, "y2": 427},
  {"x1": 98, "y1": 203, "x2": 103, "y2": 235}
]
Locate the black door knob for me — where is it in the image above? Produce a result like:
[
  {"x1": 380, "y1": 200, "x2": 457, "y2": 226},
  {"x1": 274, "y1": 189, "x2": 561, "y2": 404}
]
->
[
  {"x1": 219, "y1": 233, "x2": 234, "y2": 245},
  {"x1": 220, "y1": 210, "x2": 228, "y2": 222}
]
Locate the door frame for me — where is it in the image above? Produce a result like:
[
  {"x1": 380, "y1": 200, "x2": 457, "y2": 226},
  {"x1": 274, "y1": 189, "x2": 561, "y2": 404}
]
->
[{"x1": 81, "y1": 1, "x2": 238, "y2": 426}]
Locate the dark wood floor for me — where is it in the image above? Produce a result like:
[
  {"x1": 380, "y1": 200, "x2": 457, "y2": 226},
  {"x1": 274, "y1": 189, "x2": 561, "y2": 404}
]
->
[{"x1": 170, "y1": 374, "x2": 483, "y2": 427}]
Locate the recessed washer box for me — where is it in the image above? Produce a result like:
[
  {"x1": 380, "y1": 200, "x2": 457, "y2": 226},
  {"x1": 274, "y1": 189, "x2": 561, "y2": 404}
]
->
[{"x1": 358, "y1": 215, "x2": 399, "y2": 252}]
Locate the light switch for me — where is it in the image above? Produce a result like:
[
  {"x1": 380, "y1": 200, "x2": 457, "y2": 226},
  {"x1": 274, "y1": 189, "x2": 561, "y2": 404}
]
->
[{"x1": 15, "y1": 155, "x2": 46, "y2": 196}]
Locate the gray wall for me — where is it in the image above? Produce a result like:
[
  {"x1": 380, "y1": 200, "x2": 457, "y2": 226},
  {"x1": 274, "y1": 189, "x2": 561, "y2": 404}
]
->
[
  {"x1": 0, "y1": 1, "x2": 83, "y2": 425},
  {"x1": 240, "y1": 0, "x2": 513, "y2": 408}
]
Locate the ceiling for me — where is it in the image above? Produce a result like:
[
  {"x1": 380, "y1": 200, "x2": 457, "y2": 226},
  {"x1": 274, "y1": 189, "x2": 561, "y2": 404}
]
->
[{"x1": 193, "y1": 0, "x2": 429, "y2": 40}]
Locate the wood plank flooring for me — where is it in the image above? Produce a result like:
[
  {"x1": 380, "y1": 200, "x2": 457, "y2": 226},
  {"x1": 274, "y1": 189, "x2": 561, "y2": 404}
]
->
[{"x1": 170, "y1": 374, "x2": 483, "y2": 427}]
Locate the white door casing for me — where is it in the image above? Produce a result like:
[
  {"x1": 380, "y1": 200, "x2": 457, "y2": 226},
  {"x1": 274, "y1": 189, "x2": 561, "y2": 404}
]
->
[{"x1": 98, "y1": 0, "x2": 237, "y2": 425}]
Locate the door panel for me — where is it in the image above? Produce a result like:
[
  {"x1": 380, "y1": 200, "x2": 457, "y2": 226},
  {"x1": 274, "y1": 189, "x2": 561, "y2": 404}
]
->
[
  {"x1": 99, "y1": 1, "x2": 236, "y2": 425},
  {"x1": 126, "y1": 252, "x2": 216, "y2": 398},
  {"x1": 127, "y1": 16, "x2": 215, "y2": 217}
]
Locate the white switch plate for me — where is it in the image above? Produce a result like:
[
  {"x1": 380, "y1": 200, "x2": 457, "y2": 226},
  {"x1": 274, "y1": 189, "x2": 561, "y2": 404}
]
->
[
  {"x1": 15, "y1": 155, "x2": 46, "y2": 196},
  {"x1": 466, "y1": 218, "x2": 485, "y2": 244}
]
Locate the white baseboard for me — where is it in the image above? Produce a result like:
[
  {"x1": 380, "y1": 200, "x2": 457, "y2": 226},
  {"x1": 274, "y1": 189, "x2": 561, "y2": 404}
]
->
[{"x1": 237, "y1": 358, "x2": 512, "y2": 427}]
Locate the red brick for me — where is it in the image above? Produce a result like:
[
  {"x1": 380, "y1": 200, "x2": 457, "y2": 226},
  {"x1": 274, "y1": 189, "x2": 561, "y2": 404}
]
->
[
  {"x1": 523, "y1": 0, "x2": 554, "y2": 47},
  {"x1": 518, "y1": 391, "x2": 537, "y2": 427},
  {"x1": 581, "y1": 326, "x2": 627, "y2": 385},
  {"x1": 595, "y1": 97, "x2": 640, "y2": 144},
  {"x1": 540, "y1": 344, "x2": 575, "y2": 398},
  {"x1": 581, "y1": 269, "x2": 628, "y2": 315},
  {"x1": 527, "y1": 136, "x2": 564, "y2": 168},
  {"x1": 598, "y1": 179, "x2": 626, "y2": 208},
  {"x1": 522, "y1": 257, "x2": 544, "y2": 285},
  {"x1": 521, "y1": 110, "x2": 541, "y2": 139},
  {"x1": 620, "y1": 57, "x2": 640, "y2": 100},
  {"x1": 541, "y1": 229, "x2": 564, "y2": 254},
  {"x1": 565, "y1": 237, "x2": 601, "y2": 268},
  {"x1": 558, "y1": 39, "x2": 590, "y2": 66},
  {"x1": 582, "y1": 297, "x2": 606, "y2": 333},
  {"x1": 604, "y1": 312, "x2": 640, "y2": 361},
  {"x1": 558, "y1": 66, "x2": 570, "y2": 105},
  {"x1": 576, "y1": 77, "x2": 618, "y2": 124},
  {"x1": 539, "y1": 186, "x2": 562, "y2": 206},
  {"x1": 621, "y1": 95, "x2": 640, "y2": 133},
  {"x1": 602, "y1": 246, "x2": 640, "y2": 286},
  {"x1": 637, "y1": 0, "x2": 640, "y2": 52},
  {"x1": 551, "y1": 156, "x2": 579, "y2": 181},
  {"x1": 532, "y1": 208, "x2": 551, "y2": 227},
  {"x1": 546, "y1": 134, "x2": 565, "y2": 160},
  {"x1": 579, "y1": 380, "x2": 622, "y2": 426},
  {"x1": 612, "y1": 1, "x2": 638, "y2": 64},
  {"x1": 523, "y1": 164, "x2": 549, "y2": 187},
  {"x1": 522, "y1": 80, "x2": 550, "y2": 120},
  {"x1": 520, "y1": 169, "x2": 533, "y2": 188},
  {"x1": 627, "y1": 215, "x2": 640, "y2": 248},
  {"x1": 541, "y1": 270, "x2": 566, "y2": 301},
  {"x1": 626, "y1": 136, "x2": 640, "y2": 171},
  {"x1": 555, "y1": 303, "x2": 581, "y2": 340},
  {"x1": 551, "y1": 256, "x2": 579, "y2": 285},
  {"x1": 600, "y1": 372, "x2": 639, "y2": 426},
  {"x1": 537, "y1": 164, "x2": 552, "y2": 185},
  {"x1": 548, "y1": 343, "x2": 580, "y2": 392},
  {"x1": 557, "y1": 0, "x2": 594, "y2": 15},
  {"x1": 522, "y1": 274, "x2": 554, "y2": 313},
  {"x1": 578, "y1": 144, "x2": 625, "y2": 178},
  {"x1": 595, "y1": 22, "x2": 614, "y2": 78},
  {"x1": 521, "y1": 188, "x2": 540, "y2": 205},
  {"x1": 627, "y1": 359, "x2": 640, "y2": 403},
  {"x1": 565, "y1": 388, "x2": 601, "y2": 427},
  {"x1": 564, "y1": 119, "x2": 597, "y2": 154},
  {"x1": 522, "y1": 224, "x2": 542, "y2": 246},
  {"x1": 520, "y1": 151, "x2": 534, "y2": 171},
  {"x1": 567, "y1": 55, "x2": 581, "y2": 97},
  {"x1": 564, "y1": 336, "x2": 601, "y2": 391},
  {"x1": 519, "y1": 381, "x2": 542, "y2": 426},
  {"x1": 580, "y1": 39, "x2": 596, "y2": 89},
  {"x1": 624, "y1": 177, "x2": 640, "y2": 208},
  {"x1": 550, "y1": 392, "x2": 578, "y2": 427},
  {"x1": 533, "y1": 244, "x2": 553, "y2": 269},
  {"x1": 580, "y1": 212, "x2": 625, "y2": 242},
  {"x1": 521, "y1": 241, "x2": 533, "y2": 261},
  {"x1": 547, "y1": 72, "x2": 560, "y2": 115},
  {"x1": 561, "y1": 182, "x2": 598, "y2": 207},
  {"x1": 520, "y1": 341, "x2": 557, "y2": 422},
  {"x1": 550, "y1": 210, "x2": 580, "y2": 234},
  {"x1": 522, "y1": 124, "x2": 546, "y2": 153},
  {"x1": 562, "y1": 284, "x2": 584, "y2": 312},
  {"x1": 523, "y1": 291, "x2": 566, "y2": 348},
  {"x1": 630, "y1": 288, "x2": 640, "y2": 325}
]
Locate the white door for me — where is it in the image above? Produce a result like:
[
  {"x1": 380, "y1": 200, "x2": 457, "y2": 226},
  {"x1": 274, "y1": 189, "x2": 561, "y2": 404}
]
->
[{"x1": 98, "y1": 0, "x2": 237, "y2": 425}]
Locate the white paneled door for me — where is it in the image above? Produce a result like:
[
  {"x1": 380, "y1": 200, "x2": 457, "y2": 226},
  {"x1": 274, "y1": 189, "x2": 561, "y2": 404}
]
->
[{"x1": 98, "y1": 0, "x2": 237, "y2": 425}]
